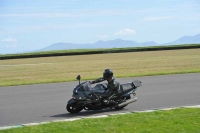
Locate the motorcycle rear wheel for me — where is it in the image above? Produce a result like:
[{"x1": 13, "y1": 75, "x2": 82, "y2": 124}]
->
[{"x1": 67, "y1": 103, "x2": 83, "y2": 113}]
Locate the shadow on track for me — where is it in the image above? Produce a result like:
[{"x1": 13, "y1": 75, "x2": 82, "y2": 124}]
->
[{"x1": 50, "y1": 108, "x2": 129, "y2": 118}]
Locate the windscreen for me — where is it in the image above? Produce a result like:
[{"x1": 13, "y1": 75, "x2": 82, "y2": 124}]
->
[
  {"x1": 78, "y1": 81, "x2": 92, "y2": 91},
  {"x1": 92, "y1": 84, "x2": 107, "y2": 91}
]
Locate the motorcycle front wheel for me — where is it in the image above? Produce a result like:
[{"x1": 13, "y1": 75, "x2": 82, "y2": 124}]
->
[{"x1": 66, "y1": 103, "x2": 83, "y2": 113}]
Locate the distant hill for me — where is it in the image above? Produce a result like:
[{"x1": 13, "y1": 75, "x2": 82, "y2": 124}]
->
[
  {"x1": 38, "y1": 39, "x2": 157, "y2": 51},
  {"x1": 164, "y1": 33, "x2": 200, "y2": 45},
  {"x1": 38, "y1": 33, "x2": 200, "y2": 52}
]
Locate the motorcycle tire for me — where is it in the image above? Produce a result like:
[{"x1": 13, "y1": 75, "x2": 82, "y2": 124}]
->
[{"x1": 66, "y1": 103, "x2": 83, "y2": 113}]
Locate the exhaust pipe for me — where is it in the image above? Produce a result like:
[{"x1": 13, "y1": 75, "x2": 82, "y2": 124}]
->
[{"x1": 117, "y1": 97, "x2": 137, "y2": 107}]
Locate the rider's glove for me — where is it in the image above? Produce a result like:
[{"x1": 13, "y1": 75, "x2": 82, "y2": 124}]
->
[{"x1": 90, "y1": 81, "x2": 94, "y2": 84}]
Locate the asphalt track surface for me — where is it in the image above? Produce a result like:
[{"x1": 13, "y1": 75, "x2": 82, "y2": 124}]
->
[{"x1": 0, "y1": 73, "x2": 200, "y2": 127}]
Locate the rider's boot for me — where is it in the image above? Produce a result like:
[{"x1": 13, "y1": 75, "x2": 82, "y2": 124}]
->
[{"x1": 103, "y1": 99, "x2": 117, "y2": 107}]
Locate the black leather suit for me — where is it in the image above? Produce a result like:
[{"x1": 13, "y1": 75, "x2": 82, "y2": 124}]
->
[{"x1": 91, "y1": 77, "x2": 120, "y2": 97}]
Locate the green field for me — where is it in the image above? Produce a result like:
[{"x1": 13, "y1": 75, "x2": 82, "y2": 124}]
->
[
  {"x1": 0, "y1": 48, "x2": 200, "y2": 87},
  {"x1": 1, "y1": 108, "x2": 199, "y2": 133}
]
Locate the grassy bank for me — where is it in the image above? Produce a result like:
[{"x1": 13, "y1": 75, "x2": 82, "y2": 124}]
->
[
  {"x1": 1, "y1": 44, "x2": 200, "y2": 60},
  {"x1": 0, "y1": 48, "x2": 200, "y2": 87},
  {"x1": 1, "y1": 108, "x2": 200, "y2": 133}
]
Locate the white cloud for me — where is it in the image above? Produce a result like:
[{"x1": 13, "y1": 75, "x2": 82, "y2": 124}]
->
[
  {"x1": 2, "y1": 38, "x2": 18, "y2": 43},
  {"x1": 115, "y1": 29, "x2": 136, "y2": 36},
  {"x1": 143, "y1": 16, "x2": 174, "y2": 21}
]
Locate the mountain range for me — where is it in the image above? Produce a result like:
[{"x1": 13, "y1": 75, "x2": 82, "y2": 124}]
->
[{"x1": 38, "y1": 33, "x2": 200, "y2": 52}]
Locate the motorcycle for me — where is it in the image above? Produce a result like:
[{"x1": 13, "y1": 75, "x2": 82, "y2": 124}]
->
[{"x1": 66, "y1": 75, "x2": 142, "y2": 113}]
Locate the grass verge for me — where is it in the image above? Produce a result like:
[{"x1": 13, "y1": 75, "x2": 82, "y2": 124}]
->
[
  {"x1": 1, "y1": 108, "x2": 200, "y2": 133},
  {"x1": 0, "y1": 48, "x2": 200, "y2": 87}
]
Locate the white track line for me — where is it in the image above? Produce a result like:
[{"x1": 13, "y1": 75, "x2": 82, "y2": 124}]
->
[
  {"x1": 1, "y1": 105, "x2": 200, "y2": 130},
  {"x1": 184, "y1": 105, "x2": 200, "y2": 108}
]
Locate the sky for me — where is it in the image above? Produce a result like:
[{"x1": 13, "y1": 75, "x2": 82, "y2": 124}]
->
[{"x1": 0, "y1": 0, "x2": 200, "y2": 54}]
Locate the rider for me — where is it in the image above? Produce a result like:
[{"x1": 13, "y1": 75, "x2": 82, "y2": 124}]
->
[{"x1": 90, "y1": 69, "x2": 120, "y2": 106}]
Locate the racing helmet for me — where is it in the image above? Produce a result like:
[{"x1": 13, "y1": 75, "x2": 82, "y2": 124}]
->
[{"x1": 103, "y1": 69, "x2": 113, "y2": 80}]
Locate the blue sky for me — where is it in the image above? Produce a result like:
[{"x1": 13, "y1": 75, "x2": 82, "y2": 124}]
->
[{"x1": 0, "y1": 0, "x2": 200, "y2": 54}]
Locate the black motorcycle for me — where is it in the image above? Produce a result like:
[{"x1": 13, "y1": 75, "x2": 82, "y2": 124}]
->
[{"x1": 66, "y1": 75, "x2": 142, "y2": 113}]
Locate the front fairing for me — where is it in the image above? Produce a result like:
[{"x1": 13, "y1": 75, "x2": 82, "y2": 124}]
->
[
  {"x1": 72, "y1": 81, "x2": 92, "y2": 100},
  {"x1": 72, "y1": 81, "x2": 108, "y2": 101}
]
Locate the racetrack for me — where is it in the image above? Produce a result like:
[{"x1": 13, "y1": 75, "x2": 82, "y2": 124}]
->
[{"x1": 0, "y1": 73, "x2": 200, "y2": 127}]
